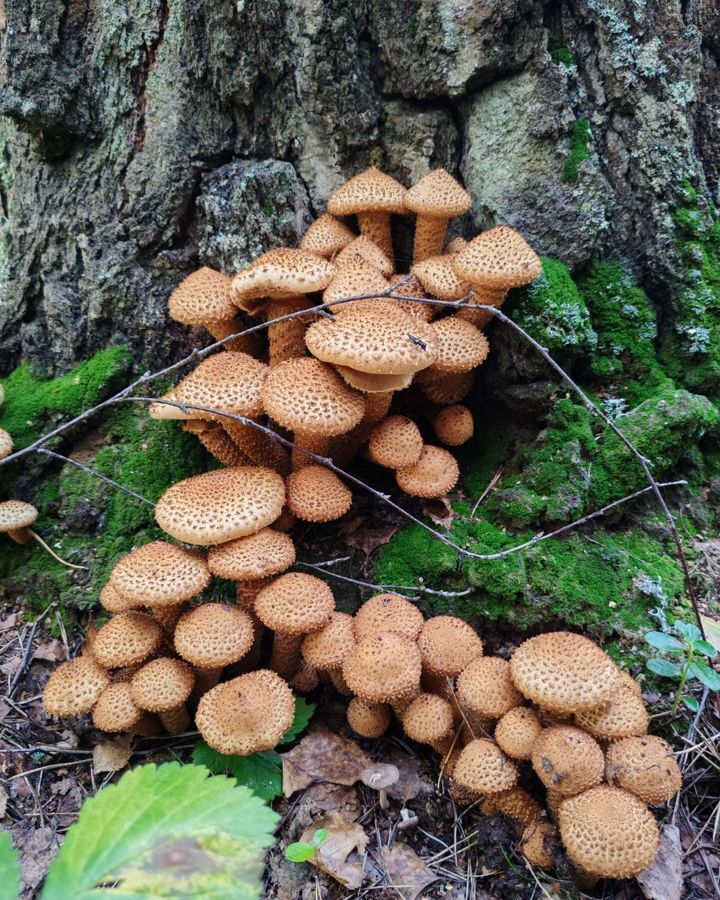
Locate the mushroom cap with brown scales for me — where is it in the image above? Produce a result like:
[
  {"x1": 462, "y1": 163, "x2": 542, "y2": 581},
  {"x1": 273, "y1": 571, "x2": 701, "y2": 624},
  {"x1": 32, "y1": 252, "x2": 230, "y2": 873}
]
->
[
  {"x1": 328, "y1": 167, "x2": 407, "y2": 217},
  {"x1": 396, "y1": 445, "x2": 460, "y2": 498},
  {"x1": 457, "y1": 657, "x2": 522, "y2": 720},
  {"x1": 342, "y1": 632, "x2": 423, "y2": 705},
  {"x1": 0, "y1": 500, "x2": 38, "y2": 534},
  {"x1": 191, "y1": 422, "x2": 253, "y2": 467},
  {"x1": 353, "y1": 594, "x2": 425, "y2": 642},
  {"x1": 254, "y1": 573, "x2": 335, "y2": 636},
  {"x1": 368, "y1": 415, "x2": 423, "y2": 469},
  {"x1": 429, "y1": 317, "x2": 489, "y2": 374},
  {"x1": 388, "y1": 274, "x2": 436, "y2": 321},
  {"x1": 445, "y1": 237, "x2": 468, "y2": 254},
  {"x1": 174, "y1": 603, "x2": 255, "y2": 669},
  {"x1": 301, "y1": 612, "x2": 356, "y2": 672},
  {"x1": 453, "y1": 738, "x2": 519, "y2": 796},
  {"x1": 401, "y1": 693, "x2": 454, "y2": 747},
  {"x1": 99, "y1": 581, "x2": 137, "y2": 614},
  {"x1": 531, "y1": 726, "x2": 605, "y2": 797},
  {"x1": 155, "y1": 466, "x2": 286, "y2": 545},
  {"x1": 322, "y1": 259, "x2": 390, "y2": 309},
  {"x1": 412, "y1": 256, "x2": 471, "y2": 301},
  {"x1": 521, "y1": 821, "x2": 559, "y2": 869},
  {"x1": 285, "y1": 466, "x2": 353, "y2": 522},
  {"x1": 306, "y1": 303, "x2": 438, "y2": 375},
  {"x1": 262, "y1": 358, "x2": 365, "y2": 437},
  {"x1": 130, "y1": 658, "x2": 195, "y2": 713},
  {"x1": 300, "y1": 213, "x2": 356, "y2": 257},
  {"x1": 432, "y1": 404, "x2": 474, "y2": 446},
  {"x1": 108, "y1": 541, "x2": 211, "y2": 607},
  {"x1": 405, "y1": 169, "x2": 472, "y2": 219},
  {"x1": 558, "y1": 785, "x2": 660, "y2": 879},
  {"x1": 168, "y1": 267, "x2": 237, "y2": 326},
  {"x1": 346, "y1": 697, "x2": 392, "y2": 738},
  {"x1": 173, "y1": 351, "x2": 268, "y2": 421},
  {"x1": 0, "y1": 428, "x2": 12, "y2": 460},
  {"x1": 452, "y1": 225, "x2": 542, "y2": 291},
  {"x1": 207, "y1": 528, "x2": 296, "y2": 581},
  {"x1": 575, "y1": 681, "x2": 650, "y2": 740},
  {"x1": 335, "y1": 366, "x2": 413, "y2": 393},
  {"x1": 92, "y1": 682, "x2": 143, "y2": 733},
  {"x1": 605, "y1": 735, "x2": 682, "y2": 804},
  {"x1": 416, "y1": 368, "x2": 474, "y2": 405},
  {"x1": 148, "y1": 388, "x2": 190, "y2": 420},
  {"x1": 231, "y1": 248, "x2": 335, "y2": 307},
  {"x1": 43, "y1": 657, "x2": 111, "y2": 717},
  {"x1": 480, "y1": 787, "x2": 544, "y2": 828},
  {"x1": 196, "y1": 669, "x2": 295, "y2": 756},
  {"x1": 418, "y1": 615, "x2": 483, "y2": 679},
  {"x1": 510, "y1": 632, "x2": 620, "y2": 714},
  {"x1": 335, "y1": 235, "x2": 394, "y2": 277},
  {"x1": 494, "y1": 707, "x2": 543, "y2": 761},
  {"x1": 92, "y1": 612, "x2": 163, "y2": 669}
]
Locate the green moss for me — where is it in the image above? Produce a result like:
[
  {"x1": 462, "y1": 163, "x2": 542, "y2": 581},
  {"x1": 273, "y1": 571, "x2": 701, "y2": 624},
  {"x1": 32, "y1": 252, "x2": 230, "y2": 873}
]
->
[
  {"x1": 550, "y1": 45, "x2": 574, "y2": 66},
  {"x1": 562, "y1": 118, "x2": 591, "y2": 184}
]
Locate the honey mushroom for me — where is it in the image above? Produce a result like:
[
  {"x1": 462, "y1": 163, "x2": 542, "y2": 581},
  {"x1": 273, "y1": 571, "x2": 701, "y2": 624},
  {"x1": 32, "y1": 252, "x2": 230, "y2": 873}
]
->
[
  {"x1": 173, "y1": 602, "x2": 255, "y2": 692},
  {"x1": 285, "y1": 466, "x2": 352, "y2": 522},
  {"x1": 0, "y1": 499, "x2": 85, "y2": 570},
  {"x1": 352, "y1": 594, "x2": 425, "y2": 642},
  {"x1": 130, "y1": 658, "x2": 195, "y2": 733},
  {"x1": 404, "y1": 169, "x2": 473, "y2": 263},
  {"x1": 301, "y1": 611, "x2": 356, "y2": 694},
  {"x1": 92, "y1": 612, "x2": 163, "y2": 669},
  {"x1": 299, "y1": 213, "x2": 355, "y2": 258}
]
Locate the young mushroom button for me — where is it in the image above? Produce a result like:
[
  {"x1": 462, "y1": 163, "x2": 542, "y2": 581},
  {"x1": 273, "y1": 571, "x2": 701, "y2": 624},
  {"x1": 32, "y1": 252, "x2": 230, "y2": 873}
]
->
[
  {"x1": 368, "y1": 416, "x2": 423, "y2": 469},
  {"x1": 418, "y1": 615, "x2": 483, "y2": 696},
  {"x1": 395, "y1": 446, "x2": 460, "y2": 500},
  {"x1": 92, "y1": 682, "x2": 144, "y2": 734},
  {"x1": 342, "y1": 632, "x2": 422, "y2": 707},
  {"x1": 130, "y1": 658, "x2": 195, "y2": 734},
  {"x1": 605, "y1": 735, "x2": 682, "y2": 804},
  {"x1": 456, "y1": 657, "x2": 522, "y2": 720},
  {"x1": 285, "y1": 466, "x2": 352, "y2": 522},
  {"x1": 530, "y1": 726, "x2": 605, "y2": 797},
  {"x1": 0, "y1": 428, "x2": 13, "y2": 460},
  {"x1": 352, "y1": 594, "x2": 425, "y2": 642},
  {"x1": 452, "y1": 738, "x2": 519, "y2": 797},
  {"x1": 299, "y1": 213, "x2": 355, "y2": 258}
]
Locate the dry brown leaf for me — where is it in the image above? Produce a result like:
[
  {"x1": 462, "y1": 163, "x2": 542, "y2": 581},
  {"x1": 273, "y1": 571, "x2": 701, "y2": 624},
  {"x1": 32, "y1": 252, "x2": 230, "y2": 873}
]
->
[
  {"x1": 700, "y1": 614, "x2": 720, "y2": 652},
  {"x1": 82, "y1": 621, "x2": 98, "y2": 657},
  {"x1": 93, "y1": 736, "x2": 132, "y2": 774},
  {"x1": 637, "y1": 824, "x2": 682, "y2": 900},
  {"x1": 0, "y1": 785, "x2": 8, "y2": 818},
  {"x1": 305, "y1": 782, "x2": 360, "y2": 816},
  {"x1": 281, "y1": 729, "x2": 372, "y2": 797},
  {"x1": 346, "y1": 523, "x2": 402, "y2": 559},
  {"x1": 0, "y1": 700, "x2": 11, "y2": 724},
  {"x1": 301, "y1": 812, "x2": 369, "y2": 889},
  {"x1": 378, "y1": 843, "x2": 436, "y2": 900},
  {"x1": 32, "y1": 639, "x2": 66, "y2": 663},
  {"x1": 422, "y1": 497, "x2": 454, "y2": 528}
]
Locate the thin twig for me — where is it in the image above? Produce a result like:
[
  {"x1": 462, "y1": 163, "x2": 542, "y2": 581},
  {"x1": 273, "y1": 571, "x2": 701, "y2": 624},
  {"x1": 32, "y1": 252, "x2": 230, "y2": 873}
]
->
[
  {"x1": 295, "y1": 560, "x2": 472, "y2": 598},
  {"x1": 37, "y1": 449, "x2": 155, "y2": 506}
]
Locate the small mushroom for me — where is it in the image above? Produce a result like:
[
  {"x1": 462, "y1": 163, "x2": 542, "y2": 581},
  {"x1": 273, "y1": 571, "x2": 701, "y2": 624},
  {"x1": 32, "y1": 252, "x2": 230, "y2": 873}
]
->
[
  {"x1": 360, "y1": 763, "x2": 400, "y2": 810},
  {"x1": 452, "y1": 738, "x2": 519, "y2": 798},
  {"x1": 301, "y1": 611, "x2": 356, "y2": 691},
  {"x1": 367, "y1": 416, "x2": 423, "y2": 469},
  {"x1": 43, "y1": 657, "x2": 111, "y2": 717},
  {"x1": 285, "y1": 466, "x2": 352, "y2": 522},
  {"x1": 346, "y1": 697, "x2": 392, "y2": 738},
  {"x1": 530, "y1": 726, "x2": 605, "y2": 798},
  {"x1": 92, "y1": 682, "x2": 143, "y2": 733},
  {"x1": 131, "y1": 658, "x2": 195, "y2": 734},
  {"x1": 0, "y1": 500, "x2": 86, "y2": 570},
  {"x1": 431, "y1": 404, "x2": 474, "y2": 446},
  {"x1": 343, "y1": 632, "x2": 422, "y2": 711},
  {"x1": 335, "y1": 235, "x2": 395, "y2": 277},
  {"x1": 174, "y1": 603, "x2": 255, "y2": 692},
  {"x1": 405, "y1": 169, "x2": 472, "y2": 263},
  {"x1": 417, "y1": 615, "x2": 483, "y2": 698},
  {"x1": 92, "y1": 612, "x2": 163, "y2": 669},
  {"x1": 456, "y1": 657, "x2": 522, "y2": 720},
  {"x1": 395, "y1": 445, "x2": 460, "y2": 499},
  {"x1": 494, "y1": 707, "x2": 543, "y2": 761},
  {"x1": 353, "y1": 594, "x2": 425, "y2": 642},
  {"x1": 300, "y1": 213, "x2": 355, "y2": 258},
  {"x1": 605, "y1": 735, "x2": 682, "y2": 804},
  {"x1": 0, "y1": 427, "x2": 13, "y2": 460}
]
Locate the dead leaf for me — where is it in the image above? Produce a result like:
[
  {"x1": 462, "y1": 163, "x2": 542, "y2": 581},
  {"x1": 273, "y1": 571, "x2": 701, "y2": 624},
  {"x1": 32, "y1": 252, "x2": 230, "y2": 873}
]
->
[
  {"x1": 0, "y1": 654, "x2": 22, "y2": 676},
  {"x1": 347, "y1": 523, "x2": 402, "y2": 559},
  {"x1": 386, "y1": 752, "x2": 422, "y2": 802},
  {"x1": 32, "y1": 639, "x2": 66, "y2": 663},
  {"x1": 0, "y1": 785, "x2": 7, "y2": 818},
  {"x1": 700, "y1": 614, "x2": 720, "y2": 652},
  {"x1": 301, "y1": 812, "x2": 369, "y2": 889},
  {"x1": 82, "y1": 621, "x2": 98, "y2": 657},
  {"x1": 637, "y1": 824, "x2": 682, "y2": 900},
  {"x1": 422, "y1": 497, "x2": 454, "y2": 528},
  {"x1": 378, "y1": 843, "x2": 437, "y2": 900},
  {"x1": 0, "y1": 700, "x2": 11, "y2": 724},
  {"x1": 281, "y1": 730, "x2": 372, "y2": 797},
  {"x1": 305, "y1": 782, "x2": 360, "y2": 816},
  {"x1": 93, "y1": 736, "x2": 132, "y2": 774}
]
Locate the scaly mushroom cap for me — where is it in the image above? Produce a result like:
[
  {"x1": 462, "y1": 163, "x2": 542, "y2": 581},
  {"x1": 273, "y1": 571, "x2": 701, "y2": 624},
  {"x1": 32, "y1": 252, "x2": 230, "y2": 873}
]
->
[
  {"x1": 191, "y1": 421, "x2": 253, "y2": 467},
  {"x1": 196, "y1": 669, "x2": 295, "y2": 756},
  {"x1": 168, "y1": 267, "x2": 236, "y2": 325},
  {"x1": 285, "y1": 466, "x2": 353, "y2": 522},
  {"x1": 412, "y1": 256, "x2": 471, "y2": 300},
  {"x1": 402, "y1": 693, "x2": 454, "y2": 746},
  {"x1": 43, "y1": 657, "x2": 111, "y2": 717},
  {"x1": 575, "y1": 681, "x2": 649, "y2": 740},
  {"x1": 207, "y1": 528, "x2": 296, "y2": 581},
  {"x1": 416, "y1": 369, "x2": 474, "y2": 405},
  {"x1": 521, "y1": 821, "x2": 559, "y2": 869},
  {"x1": 405, "y1": 169, "x2": 472, "y2": 218},
  {"x1": 262, "y1": 358, "x2": 365, "y2": 437},
  {"x1": 494, "y1": 707, "x2": 543, "y2": 760},
  {"x1": 300, "y1": 213, "x2": 355, "y2": 257},
  {"x1": 347, "y1": 697, "x2": 392, "y2": 738},
  {"x1": 510, "y1": 632, "x2": 620, "y2": 714},
  {"x1": 445, "y1": 237, "x2": 468, "y2": 254},
  {"x1": 388, "y1": 274, "x2": 436, "y2": 321},
  {"x1": 453, "y1": 738, "x2": 519, "y2": 795},
  {"x1": 605, "y1": 735, "x2": 682, "y2": 804},
  {"x1": 558, "y1": 786, "x2": 660, "y2": 879},
  {"x1": 255, "y1": 573, "x2": 335, "y2": 635},
  {"x1": 302, "y1": 612, "x2": 356, "y2": 671},
  {"x1": 335, "y1": 366, "x2": 413, "y2": 393},
  {"x1": 328, "y1": 167, "x2": 407, "y2": 216},
  {"x1": 231, "y1": 248, "x2": 335, "y2": 306},
  {"x1": 93, "y1": 612, "x2": 163, "y2": 669},
  {"x1": 306, "y1": 304, "x2": 438, "y2": 375},
  {"x1": 108, "y1": 541, "x2": 211, "y2": 607},
  {"x1": 457, "y1": 657, "x2": 522, "y2": 719},
  {"x1": 453, "y1": 225, "x2": 542, "y2": 291},
  {"x1": 173, "y1": 352, "x2": 267, "y2": 420},
  {"x1": 0, "y1": 428, "x2": 13, "y2": 460},
  {"x1": 429, "y1": 317, "x2": 489, "y2": 374},
  {"x1": 174, "y1": 603, "x2": 254, "y2": 668},
  {"x1": 396, "y1": 445, "x2": 460, "y2": 498},
  {"x1": 92, "y1": 682, "x2": 143, "y2": 733},
  {"x1": 0, "y1": 500, "x2": 37, "y2": 532},
  {"x1": 368, "y1": 415, "x2": 423, "y2": 469},
  {"x1": 531, "y1": 726, "x2": 605, "y2": 797},
  {"x1": 353, "y1": 594, "x2": 425, "y2": 642},
  {"x1": 343, "y1": 632, "x2": 422, "y2": 704},
  {"x1": 432, "y1": 404, "x2": 474, "y2": 446},
  {"x1": 322, "y1": 260, "x2": 390, "y2": 310},
  {"x1": 99, "y1": 581, "x2": 137, "y2": 613},
  {"x1": 130, "y1": 658, "x2": 195, "y2": 712},
  {"x1": 155, "y1": 467, "x2": 286, "y2": 545},
  {"x1": 148, "y1": 388, "x2": 190, "y2": 420},
  {"x1": 480, "y1": 786, "x2": 544, "y2": 827},
  {"x1": 335, "y1": 236, "x2": 394, "y2": 277},
  {"x1": 418, "y1": 615, "x2": 483, "y2": 678}
]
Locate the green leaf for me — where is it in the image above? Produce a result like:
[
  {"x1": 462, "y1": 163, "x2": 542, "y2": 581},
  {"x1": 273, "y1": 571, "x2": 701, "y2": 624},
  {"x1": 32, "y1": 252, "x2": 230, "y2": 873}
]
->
[
  {"x1": 279, "y1": 698, "x2": 316, "y2": 746},
  {"x1": 312, "y1": 828, "x2": 329, "y2": 847},
  {"x1": 0, "y1": 831, "x2": 21, "y2": 900},
  {"x1": 688, "y1": 661, "x2": 720, "y2": 692},
  {"x1": 41, "y1": 762, "x2": 278, "y2": 900},
  {"x1": 285, "y1": 842, "x2": 316, "y2": 863},
  {"x1": 646, "y1": 658, "x2": 682, "y2": 678},
  {"x1": 644, "y1": 632, "x2": 685, "y2": 653},
  {"x1": 682, "y1": 695, "x2": 700, "y2": 712},
  {"x1": 674, "y1": 621, "x2": 702, "y2": 642},
  {"x1": 192, "y1": 743, "x2": 283, "y2": 803},
  {"x1": 691, "y1": 639, "x2": 718, "y2": 659}
]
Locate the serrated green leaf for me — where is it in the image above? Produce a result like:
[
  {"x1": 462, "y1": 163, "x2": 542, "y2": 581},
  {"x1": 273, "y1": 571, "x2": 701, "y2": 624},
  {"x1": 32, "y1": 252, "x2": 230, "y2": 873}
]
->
[
  {"x1": 278, "y1": 698, "x2": 316, "y2": 746},
  {"x1": 674, "y1": 621, "x2": 702, "y2": 642},
  {"x1": 647, "y1": 658, "x2": 682, "y2": 678},
  {"x1": 682, "y1": 695, "x2": 700, "y2": 712},
  {"x1": 285, "y1": 842, "x2": 316, "y2": 863},
  {"x1": 191, "y1": 743, "x2": 283, "y2": 802},
  {"x1": 41, "y1": 763, "x2": 278, "y2": 900},
  {"x1": 688, "y1": 661, "x2": 720, "y2": 691},
  {"x1": 0, "y1": 831, "x2": 21, "y2": 900},
  {"x1": 645, "y1": 632, "x2": 685, "y2": 653},
  {"x1": 691, "y1": 640, "x2": 718, "y2": 659}
]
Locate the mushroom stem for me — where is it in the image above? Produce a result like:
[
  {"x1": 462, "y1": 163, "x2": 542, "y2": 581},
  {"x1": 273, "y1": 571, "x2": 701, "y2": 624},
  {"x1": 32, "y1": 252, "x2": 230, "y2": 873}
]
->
[
  {"x1": 24, "y1": 530, "x2": 87, "y2": 570},
  {"x1": 455, "y1": 289, "x2": 506, "y2": 329},
  {"x1": 235, "y1": 581, "x2": 266, "y2": 671},
  {"x1": 291, "y1": 431, "x2": 330, "y2": 471},
  {"x1": 159, "y1": 704, "x2": 191, "y2": 734},
  {"x1": 204, "y1": 316, "x2": 260, "y2": 355},
  {"x1": 413, "y1": 216, "x2": 449, "y2": 263},
  {"x1": 356, "y1": 211, "x2": 394, "y2": 263},
  {"x1": 150, "y1": 604, "x2": 185, "y2": 634},
  {"x1": 266, "y1": 297, "x2": 310, "y2": 366},
  {"x1": 194, "y1": 666, "x2": 223, "y2": 695},
  {"x1": 269, "y1": 632, "x2": 304, "y2": 680}
]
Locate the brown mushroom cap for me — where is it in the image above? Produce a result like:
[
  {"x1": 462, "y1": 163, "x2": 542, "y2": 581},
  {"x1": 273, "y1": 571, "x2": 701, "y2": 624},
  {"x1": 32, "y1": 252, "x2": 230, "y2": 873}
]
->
[
  {"x1": 445, "y1": 237, "x2": 468, "y2": 254},
  {"x1": 335, "y1": 236, "x2": 394, "y2": 277},
  {"x1": 412, "y1": 256, "x2": 471, "y2": 300},
  {"x1": 285, "y1": 466, "x2": 352, "y2": 522},
  {"x1": 575, "y1": 682, "x2": 650, "y2": 740},
  {"x1": 402, "y1": 693, "x2": 454, "y2": 746},
  {"x1": 300, "y1": 213, "x2": 355, "y2": 257},
  {"x1": 432, "y1": 404, "x2": 474, "y2": 446},
  {"x1": 510, "y1": 632, "x2": 620, "y2": 714},
  {"x1": 429, "y1": 317, "x2": 489, "y2": 374},
  {"x1": 396, "y1": 445, "x2": 460, "y2": 498},
  {"x1": 207, "y1": 528, "x2": 296, "y2": 581},
  {"x1": 388, "y1": 274, "x2": 436, "y2": 321},
  {"x1": 322, "y1": 259, "x2": 390, "y2": 309},
  {"x1": 405, "y1": 169, "x2": 472, "y2": 218},
  {"x1": 353, "y1": 594, "x2": 425, "y2": 642},
  {"x1": 453, "y1": 738, "x2": 519, "y2": 795},
  {"x1": 92, "y1": 682, "x2": 143, "y2": 733},
  {"x1": 418, "y1": 615, "x2": 483, "y2": 678},
  {"x1": 521, "y1": 821, "x2": 559, "y2": 869},
  {"x1": 301, "y1": 611, "x2": 356, "y2": 671},
  {"x1": 531, "y1": 726, "x2": 605, "y2": 797},
  {"x1": 173, "y1": 352, "x2": 267, "y2": 421},
  {"x1": 92, "y1": 612, "x2": 163, "y2": 669},
  {"x1": 108, "y1": 541, "x2": 211, "y2": 607},
  {"x1": 230, "y1": 248, "x2": 335, "y2": 307},
  {"x1": 255, "y1": 573, "x2": 335, "y2": 635},
  {"x1": 168, "y1": 267, "x2": 236, "y2": 325},
  {"x1": 346, "y1": 697, "x2": 392, "y2": 738},
  {"x1": 0, "y1": 500, "x2": 38, "y2": 533},
  {"x1": 262, "y1": 358, "x2": 365, "y2": 437},
  {"x1": 196, "y1": 669, "x2": 295, "y2": 755},
  {"x1": 605, "y1": 735, "x2": 682, "y2": 804},
  {"x1": 43, "y1": 657, "x2": 111, "y2": 717},
  {"x1": 335, "y1": 366, "x2": 413, "y2": 393},
  {"x1": 130, "y1": 658, "x2": 195, "y2": 712},
  {"x1": 457, "y1": 657, "x2": 522, "y2": 720},
  {"x1": 416, "y1": 369, "x2": 474, "y2": 405},
  {"x1": 328, "y1": 167, "x2": 407, "y2": 216},
  {"x1": 174, "y1": 603, "x2": 255, "y2": 669},
  {"x1": 558, "y1": 786, "x2": 660, "y2": 879},
  {"x1": 453, "y1": 225, "x2": 542, "y2": 291},
  {"x1": 0, "y1": 428, "x2": 13, "y2": 460},
  {"x1": 368, "y1": 416, "x2": 423, "y2": 469},
  {"x1": 343, "y1": 632, "x2": 422, "y2": 705},
  {"x1": 480, "y1": 786, "x2": 544, "y2": 827},
  {"x1": 99, "y1": 581, "x2": 137, "y2": 613},
  {"x1": 148, "y1": 388, "x2": 190, "y2": 421},
  {"x1": 155, "y1": 466, "x2": 286, "y2": 545},
  {"x1": 494, "y1": 707, "x2": 543, "y2": 760}
]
